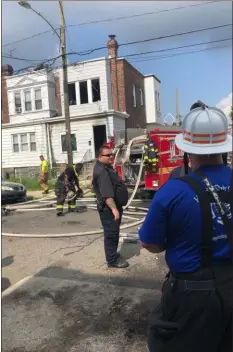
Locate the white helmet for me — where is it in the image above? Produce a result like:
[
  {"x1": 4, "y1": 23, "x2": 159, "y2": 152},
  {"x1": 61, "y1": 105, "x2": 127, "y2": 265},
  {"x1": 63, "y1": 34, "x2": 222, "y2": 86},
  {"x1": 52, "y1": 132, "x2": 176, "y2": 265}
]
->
[{"x1": 175, "y1": 106, "x2": 232, "y2": 155}]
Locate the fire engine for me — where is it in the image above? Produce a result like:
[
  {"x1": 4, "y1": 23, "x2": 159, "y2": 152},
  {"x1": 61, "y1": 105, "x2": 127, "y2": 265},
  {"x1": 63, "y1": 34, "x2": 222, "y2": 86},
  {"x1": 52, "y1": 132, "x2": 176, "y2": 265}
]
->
[{"x1": 105, "y1": 128, "x2": 184, "y2": 194}]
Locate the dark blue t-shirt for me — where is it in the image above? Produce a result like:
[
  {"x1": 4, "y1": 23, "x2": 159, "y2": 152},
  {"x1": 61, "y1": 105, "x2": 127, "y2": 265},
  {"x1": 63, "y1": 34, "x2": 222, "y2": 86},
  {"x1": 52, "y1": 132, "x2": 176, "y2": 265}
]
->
[{"x1": 139, "y1": 165, "x2": 232, "y2": 273}]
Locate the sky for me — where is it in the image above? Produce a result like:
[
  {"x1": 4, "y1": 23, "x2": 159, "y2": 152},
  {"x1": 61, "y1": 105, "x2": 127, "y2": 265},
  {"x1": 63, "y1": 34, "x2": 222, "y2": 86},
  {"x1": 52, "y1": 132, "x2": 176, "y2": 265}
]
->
[{"x1": 2, "y1": 1, "x2": 232, "y2": 120}]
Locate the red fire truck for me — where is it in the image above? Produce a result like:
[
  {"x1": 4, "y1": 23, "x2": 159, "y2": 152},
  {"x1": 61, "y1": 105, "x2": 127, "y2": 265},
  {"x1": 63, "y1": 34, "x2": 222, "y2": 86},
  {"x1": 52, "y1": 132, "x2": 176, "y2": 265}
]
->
[{"x1": 105, "y1": 128, "x2": 184, "y2": 193}]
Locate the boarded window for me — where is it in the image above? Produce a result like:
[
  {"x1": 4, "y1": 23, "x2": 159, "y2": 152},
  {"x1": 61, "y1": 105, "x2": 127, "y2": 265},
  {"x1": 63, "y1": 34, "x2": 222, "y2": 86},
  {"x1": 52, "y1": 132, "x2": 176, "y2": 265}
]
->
[
  {"x1": 68, "y1": 83, "x2": 76, "y2": 105},
  {"x1": 61, "y1": 134, "x2": 77, "y2": 152},
  {"x1": 35, "y1": 89, "x2": 42, "y2": 110},
  {"x1": 91, "y1": 79, "x2": 101, "y2": 102},
  {"x1": 79, "y1": 81, "x2": 88, "y2": 104}
]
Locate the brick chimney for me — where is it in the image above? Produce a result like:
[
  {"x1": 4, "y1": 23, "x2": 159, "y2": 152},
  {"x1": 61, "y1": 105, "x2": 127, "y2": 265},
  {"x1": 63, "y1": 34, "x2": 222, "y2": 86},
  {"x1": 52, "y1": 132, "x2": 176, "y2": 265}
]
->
[
  {"x1": 107, "y1": 35, "x2": 120, "y2": 111},
  {"x1": 107, "y1": 34, "x2": 119, "y2": 58},
  {"x1": 1, "y1": 65, "x2": 13, "y2": 124}
]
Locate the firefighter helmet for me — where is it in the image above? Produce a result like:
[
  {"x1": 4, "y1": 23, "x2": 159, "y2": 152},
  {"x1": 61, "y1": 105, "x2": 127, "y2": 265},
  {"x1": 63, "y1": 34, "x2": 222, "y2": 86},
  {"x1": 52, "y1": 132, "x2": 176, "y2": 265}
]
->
[{"x1": 175, "y1": 106, "x2": 232, "y2": 155}]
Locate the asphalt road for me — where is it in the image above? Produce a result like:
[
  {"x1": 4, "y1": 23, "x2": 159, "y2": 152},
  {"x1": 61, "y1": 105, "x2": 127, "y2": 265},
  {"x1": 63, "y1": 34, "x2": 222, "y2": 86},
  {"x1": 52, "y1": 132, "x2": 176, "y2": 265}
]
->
[{"x1": 2, "y1": 199, "x2": 167, "y2": 352}]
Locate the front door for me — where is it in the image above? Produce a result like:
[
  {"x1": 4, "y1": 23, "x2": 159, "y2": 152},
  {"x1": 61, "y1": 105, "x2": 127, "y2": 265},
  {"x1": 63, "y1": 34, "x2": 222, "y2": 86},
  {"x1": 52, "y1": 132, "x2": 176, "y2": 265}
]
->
[{"x1": 93, "y1": 125, "x2": 107, "y2": 157}]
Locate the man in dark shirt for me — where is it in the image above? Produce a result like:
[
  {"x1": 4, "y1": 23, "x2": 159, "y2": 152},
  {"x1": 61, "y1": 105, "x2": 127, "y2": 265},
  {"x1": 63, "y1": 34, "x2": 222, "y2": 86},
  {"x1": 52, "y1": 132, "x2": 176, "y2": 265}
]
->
[
  {"x1": 92, "y1": 146, "x2": 129, "y2": 269},
  {"x1": 55, "y1": 163, "x2": 83, "y2": 216}
]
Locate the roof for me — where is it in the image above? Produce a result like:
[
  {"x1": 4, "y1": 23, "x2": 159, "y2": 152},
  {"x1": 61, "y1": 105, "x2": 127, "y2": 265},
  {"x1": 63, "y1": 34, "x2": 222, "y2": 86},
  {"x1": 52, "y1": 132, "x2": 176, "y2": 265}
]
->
[{"x1": 144, "y1": 74, "x2": 161, "y2": 83}]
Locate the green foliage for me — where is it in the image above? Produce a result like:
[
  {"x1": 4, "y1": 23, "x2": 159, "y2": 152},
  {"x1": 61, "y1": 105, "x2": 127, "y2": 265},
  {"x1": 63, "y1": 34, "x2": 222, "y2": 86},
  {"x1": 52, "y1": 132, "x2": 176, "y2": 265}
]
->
[{"x1": 8, "y1": 177, "x2": 56, "y2": 191}]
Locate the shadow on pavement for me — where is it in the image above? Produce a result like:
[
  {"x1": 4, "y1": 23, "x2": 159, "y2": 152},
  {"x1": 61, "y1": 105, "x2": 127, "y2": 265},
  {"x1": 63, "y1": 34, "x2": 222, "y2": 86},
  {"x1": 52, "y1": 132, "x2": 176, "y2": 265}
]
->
[
  {"x1": 2, "y1": 256, "x2": 14, "y2": 292},
  {"x1": 2, "y1": 265, "x2": 163, "y2": 352}
]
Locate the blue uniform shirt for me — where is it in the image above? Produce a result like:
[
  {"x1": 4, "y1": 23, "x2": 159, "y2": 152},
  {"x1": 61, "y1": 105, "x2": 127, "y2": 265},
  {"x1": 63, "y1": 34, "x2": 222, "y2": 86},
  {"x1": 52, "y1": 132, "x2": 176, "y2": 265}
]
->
[{"x1": 139, "y1": 165, "x2": 232, "y2": 273}]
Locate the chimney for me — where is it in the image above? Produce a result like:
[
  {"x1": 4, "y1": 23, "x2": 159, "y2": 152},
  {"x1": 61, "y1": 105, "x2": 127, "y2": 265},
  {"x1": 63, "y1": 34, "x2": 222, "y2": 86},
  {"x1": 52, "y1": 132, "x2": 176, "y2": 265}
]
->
[
  {"x1": 107, "y1": 34, "x2": 119, "y2": 58},
  {"x1": 2, "y1": 64, "x2": 14, "y2": 76},
  {"x1": 1, "y1": 65, "x2": 13, "y2": 124}
]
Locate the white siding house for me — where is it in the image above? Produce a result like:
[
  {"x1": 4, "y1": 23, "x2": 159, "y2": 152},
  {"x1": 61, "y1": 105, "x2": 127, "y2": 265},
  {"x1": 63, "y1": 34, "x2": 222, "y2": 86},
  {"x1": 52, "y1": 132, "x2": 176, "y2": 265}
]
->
[
  {"x1": 6, "y1": 69, "x2": 57, "y2": 124},
  {"x1": 2, "y1": 58, "x2": 128, "y2": 171},
  {"x1": 60, "y1": 57, "x2": 112, "y2": 117},
  {"x1": 144, "y1": 75, "x2": 163, "y2": 125}
]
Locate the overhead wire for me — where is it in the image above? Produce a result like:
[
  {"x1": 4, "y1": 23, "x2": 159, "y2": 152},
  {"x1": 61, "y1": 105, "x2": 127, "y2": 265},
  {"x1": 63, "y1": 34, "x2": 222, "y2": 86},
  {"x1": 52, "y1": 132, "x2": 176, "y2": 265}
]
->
[
  {"x1": 6, "y1": 23, "x2": 232, "y2": 75},
  {"x1": 129, "y1": 44, "x2": 232, "y2": 63},
  {"x1": 2, "y1": 1, "x2": 221, "y2": 47}
]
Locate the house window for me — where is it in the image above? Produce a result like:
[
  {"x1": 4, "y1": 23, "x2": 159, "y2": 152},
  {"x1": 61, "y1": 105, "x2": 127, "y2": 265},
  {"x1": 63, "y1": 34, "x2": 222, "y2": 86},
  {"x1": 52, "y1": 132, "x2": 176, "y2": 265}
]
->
[
  {"x1": 140, "y1": 88, "x2": 144, "y2": 106},
  {"x1": 132, "y1": 84, "x2": 136, "y2": 107},
  {"x1": 12, "y1": 134, "x2": 19, "y2": 152},
  {"x1": 14, "y1": 92, "x2": 22, "y2": 114},
  {"x1": 30, "y1": 133, "x2": 37, "y2": 151},
  {"x1": 155, "y1": 91, "x2": 161, "y2": 112},
  {"x1": 61, "y1": 134, "x2": 77, "y2": 152},
  {"x1": 20, "y1": 134, "x2": 28, "y2": 151},
  {"x1": 68, "y1": 83, "x2": 76, "y2": 105},
  {"x1": 12, "y1": 133, "x2": 37, "y2": 152},
  {"x1": 35, "y1": 89, "x2": 42, "y2": 110},
  {"x1": 24, "y1": 90, "x2": 32, "y2": 111},
  {"x1": 79, "y1": 81, "x2": 88, "y2": 104},
  {"x1": 91, "y1": 79, "x2": 101, "y2": 102}
]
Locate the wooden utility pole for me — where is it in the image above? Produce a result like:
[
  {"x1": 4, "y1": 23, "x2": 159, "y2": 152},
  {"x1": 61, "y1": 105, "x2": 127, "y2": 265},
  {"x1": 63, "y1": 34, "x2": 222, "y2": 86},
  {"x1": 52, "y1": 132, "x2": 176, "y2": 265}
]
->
[
  {"x1": 59, "y1": 0, "x2": 73, "y2": 166},
  {"x1": 176, "y1": 88, "x2": 180, "y2": 127}
]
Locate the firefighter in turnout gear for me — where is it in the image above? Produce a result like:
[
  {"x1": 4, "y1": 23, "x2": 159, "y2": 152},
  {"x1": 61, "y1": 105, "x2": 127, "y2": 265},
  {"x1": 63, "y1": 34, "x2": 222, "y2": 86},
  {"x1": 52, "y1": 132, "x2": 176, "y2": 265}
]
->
[
  {"x1": 55, "y1": 163, "x2": 83, "y2": 216},
  {"x1": 143, "y1": 139, "x2": 159, "y2": 172}
]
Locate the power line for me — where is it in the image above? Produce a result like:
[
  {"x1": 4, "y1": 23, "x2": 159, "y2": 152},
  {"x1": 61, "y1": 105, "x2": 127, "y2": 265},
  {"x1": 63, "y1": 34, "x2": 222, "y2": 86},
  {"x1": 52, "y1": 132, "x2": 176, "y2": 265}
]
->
[
  {"x1": 123, "y1": 38, "x2": 232, "y2": 58},
  {"x1": 2, "y1": 1, "x2": 221, "y2": 47},
  {"x1": 118, "y1": 24, "x2": 232, "y2": 48},
  {"x1": 129, "y1": 44, "x2": 232, "y2": 63},
  {"x1": 3, "y1": 23, "x2": 232, "y2": 70}
]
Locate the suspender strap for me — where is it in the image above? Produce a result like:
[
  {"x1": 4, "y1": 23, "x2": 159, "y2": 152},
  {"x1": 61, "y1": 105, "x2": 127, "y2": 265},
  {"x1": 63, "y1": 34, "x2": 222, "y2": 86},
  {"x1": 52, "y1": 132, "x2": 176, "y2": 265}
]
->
[
  {"x1": 178, "y1": 176, "x2": 214, "y2": 268},
  {"x1": 194, "y1": 169, "x2": 233, "y2": 252}
]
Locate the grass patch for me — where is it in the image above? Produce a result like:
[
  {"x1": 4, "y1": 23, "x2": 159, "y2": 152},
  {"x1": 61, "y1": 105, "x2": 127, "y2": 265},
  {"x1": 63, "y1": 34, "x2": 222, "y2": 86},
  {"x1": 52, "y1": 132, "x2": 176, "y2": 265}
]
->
[{"x1": 8, "y1": 177, "x2": 56, "y2": 191}]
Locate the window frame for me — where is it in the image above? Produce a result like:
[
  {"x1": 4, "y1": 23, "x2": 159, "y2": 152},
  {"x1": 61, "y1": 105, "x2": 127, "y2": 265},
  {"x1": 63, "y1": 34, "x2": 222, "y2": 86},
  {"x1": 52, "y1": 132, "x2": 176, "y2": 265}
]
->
[
  {"x1": 34, "y1": 88, "x2": 42, "y2": 110},
  {"x1": 132, "y1": 84, "x2": 136, "y2": 107},
  {"x1": 79, "y1": 80, "x2": 89, "y2": 105},
  {"x1": 91, "y1": 78, "x2": 101, "y2": 102},
  {"x1": 140, "y1": 88, "x2": 144, "y2": 106},
  {"x1": 14, "y1": 92, "x2": 22, "y2": 114},
  {"x1": 12, "y1": 132, "x2": 37, "y2": 153},
  {"x1": 12, "y1": 134, "x2": 20, "y2": 153},
  {"x1": 24, "y1": 90, "x2": 32, "y2": 112}
]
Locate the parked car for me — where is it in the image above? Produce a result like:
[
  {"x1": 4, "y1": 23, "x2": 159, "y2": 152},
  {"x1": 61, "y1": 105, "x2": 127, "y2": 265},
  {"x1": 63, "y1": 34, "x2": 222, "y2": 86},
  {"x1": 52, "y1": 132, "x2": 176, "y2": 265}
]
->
[{"x1": 1, "y1": 179, "x2": 27, "y2": 204}]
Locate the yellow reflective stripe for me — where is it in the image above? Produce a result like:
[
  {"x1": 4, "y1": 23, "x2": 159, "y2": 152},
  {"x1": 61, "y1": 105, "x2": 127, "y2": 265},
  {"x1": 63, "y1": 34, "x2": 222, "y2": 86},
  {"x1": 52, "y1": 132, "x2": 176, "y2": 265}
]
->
[
  {"x1": 150, "y1": 148, "x2": 155, "y2": 151},
  {"x1": 73, "y1": 165, "x2": 79, "y2": 178},
  {"x1": 56, "y1": 205, "x2": 63, "y2": 209},
  {"x1": 69, "y1": 205, "x2": 76, "y2": 209}
]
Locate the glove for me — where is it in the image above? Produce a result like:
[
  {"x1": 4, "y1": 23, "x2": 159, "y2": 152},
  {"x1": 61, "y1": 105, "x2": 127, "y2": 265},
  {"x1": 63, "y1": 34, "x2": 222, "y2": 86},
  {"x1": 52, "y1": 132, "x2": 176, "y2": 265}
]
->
[{"x1": 67, "y1": 190, "x2": 75, "y2": 199}]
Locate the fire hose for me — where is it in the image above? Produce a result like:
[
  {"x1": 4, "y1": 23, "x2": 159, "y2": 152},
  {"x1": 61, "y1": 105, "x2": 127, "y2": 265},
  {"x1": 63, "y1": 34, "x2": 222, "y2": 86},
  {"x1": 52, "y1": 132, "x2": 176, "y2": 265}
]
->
[{"x1": 3, "y1": 143, "x2": 148, "y2": 239}]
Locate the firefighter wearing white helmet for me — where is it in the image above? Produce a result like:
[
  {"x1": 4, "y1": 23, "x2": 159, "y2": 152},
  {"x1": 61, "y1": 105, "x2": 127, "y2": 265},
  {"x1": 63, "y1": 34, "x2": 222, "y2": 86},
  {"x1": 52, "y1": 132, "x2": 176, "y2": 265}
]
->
[{"x1": 139, "y1": 104, "x2": 232, "y2": 352}]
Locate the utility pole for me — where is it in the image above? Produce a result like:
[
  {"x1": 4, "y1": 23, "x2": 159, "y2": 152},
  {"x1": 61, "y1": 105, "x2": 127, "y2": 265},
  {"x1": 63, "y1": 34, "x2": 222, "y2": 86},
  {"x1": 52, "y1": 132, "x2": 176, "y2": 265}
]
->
[
  {"x1": 59, "y1": 0, "x2": 73, "y2": 166},
  {"x1": 176, "y1": 88, "x2": 180, "y2": 127}
]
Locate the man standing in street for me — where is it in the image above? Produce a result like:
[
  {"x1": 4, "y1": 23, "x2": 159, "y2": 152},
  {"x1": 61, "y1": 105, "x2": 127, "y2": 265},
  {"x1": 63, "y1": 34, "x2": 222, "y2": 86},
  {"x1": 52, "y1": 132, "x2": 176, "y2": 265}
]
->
[
  {"x1": 139, "y1": 105, "x2": 232, "y2": 352},
  {"x1": 92, "y1": 145, "x2": 129, "y2": 268},
  {"x1": 39, "y1": 155, "x2": 49, "y2": 194}
]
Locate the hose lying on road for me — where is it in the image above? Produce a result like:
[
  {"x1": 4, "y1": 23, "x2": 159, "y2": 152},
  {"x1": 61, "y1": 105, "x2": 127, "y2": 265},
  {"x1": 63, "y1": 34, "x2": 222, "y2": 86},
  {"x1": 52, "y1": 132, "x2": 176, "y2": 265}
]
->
[{"x1": 3, "y1": 137, "x2": 149, "y2": 239}]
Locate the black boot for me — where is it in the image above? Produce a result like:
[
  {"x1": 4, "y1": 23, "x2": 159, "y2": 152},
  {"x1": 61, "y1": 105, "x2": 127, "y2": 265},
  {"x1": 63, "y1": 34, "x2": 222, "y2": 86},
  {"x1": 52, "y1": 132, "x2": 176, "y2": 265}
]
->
[
  {"x1": 68, "y1": 207, "x2": 76, "y2": 213},
  {"x1": 57, "y1": 210, "x2": 64, "y2": 216},
  {"x1": 107, "y1": 257, "x2": 129, "y2": 269}
]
